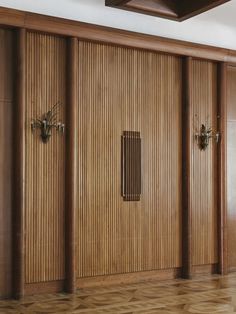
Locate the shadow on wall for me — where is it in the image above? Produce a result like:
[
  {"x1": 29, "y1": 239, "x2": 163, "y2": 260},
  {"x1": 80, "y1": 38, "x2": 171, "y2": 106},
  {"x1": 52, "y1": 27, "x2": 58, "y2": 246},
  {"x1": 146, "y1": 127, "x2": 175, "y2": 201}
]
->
[{"x1": 70, "y1": 0, "x2": 104, "y2": 7}]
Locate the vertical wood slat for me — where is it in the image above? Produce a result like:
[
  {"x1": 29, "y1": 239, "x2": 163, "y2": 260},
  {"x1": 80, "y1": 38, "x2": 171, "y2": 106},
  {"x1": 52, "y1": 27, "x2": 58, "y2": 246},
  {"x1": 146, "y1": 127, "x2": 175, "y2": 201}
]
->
[
  {"x1": 76, "y1": 42, "x2": 182, "y2": 278},
  {"x1": 65, "y1": 37, "x2": 78, "y2": 293},
  {"x1": 182, "y1": 57, "x2": 192, "y2": 279},
  {"x1": 25, "y1": 32, "x2": 66, "y2": 284},
  {"x1": 189, "y1": 59, "x2": 218, "y2": 267},
  {"x1": 217, "y1": 62, "x2": 228, "y2": 275},
  {"x1": 12, "y1": 28, "x2": 26, "y2": 299}
]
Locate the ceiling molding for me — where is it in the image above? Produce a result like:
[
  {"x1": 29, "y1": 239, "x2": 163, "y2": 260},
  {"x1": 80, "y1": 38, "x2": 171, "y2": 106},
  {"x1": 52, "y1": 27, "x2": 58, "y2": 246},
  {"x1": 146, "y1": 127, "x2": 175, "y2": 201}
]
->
[{"x1": 105, "y1": 0, "x2": 231, "y2": 21}]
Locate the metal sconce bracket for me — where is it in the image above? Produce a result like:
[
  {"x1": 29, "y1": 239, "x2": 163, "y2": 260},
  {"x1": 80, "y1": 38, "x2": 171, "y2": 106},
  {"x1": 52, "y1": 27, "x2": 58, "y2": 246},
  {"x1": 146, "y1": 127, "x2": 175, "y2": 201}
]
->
[
  {"x1": 195, "y1": 123, "x2": 220, "y2": 151},
  {"x1": 31, "y1": 102, "x2": 65, "y2": 143}
]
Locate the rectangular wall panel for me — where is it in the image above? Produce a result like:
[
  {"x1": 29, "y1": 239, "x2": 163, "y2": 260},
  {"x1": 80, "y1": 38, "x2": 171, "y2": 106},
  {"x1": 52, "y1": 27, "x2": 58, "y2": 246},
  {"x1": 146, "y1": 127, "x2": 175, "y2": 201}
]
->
[
  {"x1": 190, "y1": 59, "x2": 218, "y2": 266},
  {"x1": 76, "y1": 42, "x2": 182, "y2": 278},
  {"x1": 122, "y1": 131, "x2": 141, "y2": 201},
  {"x1": 0, "y1": 28, "x2": 13, "y2": 298},
  {"x1": 25, "y1": 32, "x2": 66, "y2": 283}
]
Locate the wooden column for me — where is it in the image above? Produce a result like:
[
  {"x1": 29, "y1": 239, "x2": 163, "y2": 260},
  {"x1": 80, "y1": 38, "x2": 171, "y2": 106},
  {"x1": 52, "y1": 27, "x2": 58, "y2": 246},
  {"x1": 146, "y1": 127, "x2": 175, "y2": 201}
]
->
[
  {"x1": 65, "y1": 37, "x2": 77, "y2": 293},
  {"x1": 12, "y1": 28, "x2": 26, "y2": 299},
  {"x1": 182, "y1": 57, "x2": 192, "y2": 279},
  {"x1": 217, "y1": 62, "x2": 228, "y2": 275}
]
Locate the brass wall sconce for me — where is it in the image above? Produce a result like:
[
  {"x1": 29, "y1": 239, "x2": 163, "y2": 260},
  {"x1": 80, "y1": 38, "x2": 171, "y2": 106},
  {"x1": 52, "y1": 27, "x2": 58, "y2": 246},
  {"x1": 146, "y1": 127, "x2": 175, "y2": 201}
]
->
[
  {"x1": 195, "y1": 124, "x2": 220, "y2": 151},
  {"x1": 31, "y1": 102, "x2": 65, "y2": 143}
]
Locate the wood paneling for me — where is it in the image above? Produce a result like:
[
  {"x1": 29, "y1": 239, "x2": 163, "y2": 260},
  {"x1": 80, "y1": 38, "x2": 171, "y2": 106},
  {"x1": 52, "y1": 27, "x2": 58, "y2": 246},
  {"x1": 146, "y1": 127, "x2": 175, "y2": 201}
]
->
[
  {"x1": 25, "y1": 280, "x2": 64, "y2": 295},
  {"x1": 76, "y1": 41, "x2": 182, "y2": 278},
  {"x1": 192, "y1": 264, "x2": 217, "y2": 275},
  {"x1": 25, "y1": 32, "x2": 66, "y2": 283},
  {"x1": 227, "y1": 65, "x2": 236, "y2": 272},
  {"x1": 0, "y1": 28, "x2": 13, "y2": 299},
  {"x1": 189, "y1": 59, "x2": 218, "y2": 266},
  {"x1": 0, "y1": 9, "x2": 231, "y2": 297},
  {"x1": 76, "y1": 268, "x2": 181, "y2": 289}
]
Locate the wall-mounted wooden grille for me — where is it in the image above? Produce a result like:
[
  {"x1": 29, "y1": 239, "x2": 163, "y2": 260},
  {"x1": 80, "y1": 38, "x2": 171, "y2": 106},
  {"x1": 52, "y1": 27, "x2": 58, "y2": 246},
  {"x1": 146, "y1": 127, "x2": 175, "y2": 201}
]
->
[{"x1": 122, "y1": 131, "x2": 141, "y2": 201}]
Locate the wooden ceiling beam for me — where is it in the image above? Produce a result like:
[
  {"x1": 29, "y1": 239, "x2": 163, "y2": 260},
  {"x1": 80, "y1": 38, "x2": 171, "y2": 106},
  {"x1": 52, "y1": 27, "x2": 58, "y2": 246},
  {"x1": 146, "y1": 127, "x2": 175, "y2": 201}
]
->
[{"x1": 106, "y1": 0, "x2": 231, "y2": 22}]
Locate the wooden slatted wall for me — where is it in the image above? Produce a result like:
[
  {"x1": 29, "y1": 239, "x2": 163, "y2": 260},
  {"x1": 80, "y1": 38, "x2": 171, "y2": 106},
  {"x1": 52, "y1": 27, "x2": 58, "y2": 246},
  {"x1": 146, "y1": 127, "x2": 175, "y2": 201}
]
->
[
  {"x1": 189, "y1": 59, "x2": 218, "y2": 266},
  {"x1": 0, "y1": 30, "x2": 221, "y2": 291},
  {"x1": 25, "y1": 32, "x2": 66, "y2": 283},
  {"x1": 76, "y1": 42, "x2": 182, "y2": 278}
]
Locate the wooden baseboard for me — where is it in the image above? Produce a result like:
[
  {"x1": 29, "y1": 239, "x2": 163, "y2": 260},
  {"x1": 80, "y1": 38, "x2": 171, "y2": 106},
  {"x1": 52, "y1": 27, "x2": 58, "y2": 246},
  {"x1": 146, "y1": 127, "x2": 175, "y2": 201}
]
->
[
  {"x1": 229, "y1": 267, "x2": 236, "y2": 273},
  {"x1": 192, "y1": 264, "x2": 218, "y2": 275},
  {"x1": 76, "y1": 268, "x2": 181, "y2": 289},
  {"x1": 0, "y1": 291, "x2": 12, "y2": 300},
  {"x1": 22, "y1": 265, "x2": 222, "y2": 296},
  {"x1": 25, "y1": 280, "x2": 64, "y2": 295},
  {"x1": 24, "y1": 265, "x2": 220, "y2": 295}
]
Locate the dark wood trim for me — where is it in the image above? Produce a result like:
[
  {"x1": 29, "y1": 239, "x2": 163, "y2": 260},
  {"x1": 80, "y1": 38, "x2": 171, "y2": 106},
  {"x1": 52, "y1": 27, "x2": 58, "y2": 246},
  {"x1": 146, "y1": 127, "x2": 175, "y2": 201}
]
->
[
  {"x1": 65, "y1": 37, "x2": 78, "y2": 294},
  {"x1": 107, "y1": 0, "x2": 179, "y2": 21},
  {"x1": 105, "y1": 0, "x2": 130, "y2": 5},
  {"x1": 0, "y1": 7, "x2": 236, "y2": 63},
  {"x1": 217, "y1": 62, "x2": 228, "y2": 275},
  {"x1": 106, "y1": 0, "x2": 231, "y2": 22},
  {"x1": 77, "y1": 268, "x2": 181, "y2": 289},
  {"x1": 12, "y1": 28, "x2": 26, "y2": 299},
  {"x1": 25, "y1": 281, "x2": 64, "y2": 295},
  {"x1": 182, "y1": 57, "x2": 192, "y2": 279}
]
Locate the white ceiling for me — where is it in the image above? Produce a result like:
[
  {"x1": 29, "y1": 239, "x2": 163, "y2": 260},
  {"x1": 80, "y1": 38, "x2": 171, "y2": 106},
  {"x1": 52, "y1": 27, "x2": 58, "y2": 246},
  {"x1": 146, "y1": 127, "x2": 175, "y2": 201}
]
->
[{"x1": 0, "y1": 0, "x2": 236, "y2": 49}]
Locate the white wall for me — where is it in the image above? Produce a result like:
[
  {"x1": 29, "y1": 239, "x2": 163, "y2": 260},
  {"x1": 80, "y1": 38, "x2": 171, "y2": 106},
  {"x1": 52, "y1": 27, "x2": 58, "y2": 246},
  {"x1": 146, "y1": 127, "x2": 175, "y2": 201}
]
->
[{"x1": 0, "y1": 0, "x2": 236, "y2": 49}]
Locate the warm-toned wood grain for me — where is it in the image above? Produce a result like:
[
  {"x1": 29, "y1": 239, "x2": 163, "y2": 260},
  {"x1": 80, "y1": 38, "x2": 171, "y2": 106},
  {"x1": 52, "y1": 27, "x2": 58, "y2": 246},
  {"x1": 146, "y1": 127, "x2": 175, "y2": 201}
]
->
[
  {"x1": 0, "y1": 7, "x2": 232, "y2": 298},
  {"x1": 0, "y1": 7, "x2": 236, "y2": 63},
  {"x1": 25, "y1": 32, "x2": 66, "y2": 283},
  {"x1": 192, "y1": 264, "x2": 217, "y2": 275},
  {"x1": 12, "y1": 28, "x2": 26, "y2": 299},
  {"x1": 189, "y1": 59, "x2": 218, "y2": 266},
  {"x1": 76, "y1": 41, "x2": 182, "y2": 278},
  {"x1": 227, "y1": 65, "x2": 236, "y2": 272},
  {"x1": 0, "y1": 28, "x2": 13, "y2": 299},
  {"x1": 77, "y1": 268, "x2": 181, "y2": 289},
  {"x1": 182, "y1": 57, "x2": 192, "y2": 279},
  {"x1": 65, "y1": 37, "x2": 78, "y2": 293},
  {"x1": 217, "y1": 63, "x2": 228, "y2": 275},
  {"x1": 25, "y1": 281, "x2": 64, "y2": 295}
]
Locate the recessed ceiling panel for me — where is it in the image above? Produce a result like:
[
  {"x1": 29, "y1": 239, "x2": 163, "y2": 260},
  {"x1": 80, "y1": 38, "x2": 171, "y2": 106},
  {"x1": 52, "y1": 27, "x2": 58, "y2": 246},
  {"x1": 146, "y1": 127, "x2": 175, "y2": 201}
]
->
[{"x1": 106, "y1": 0, "x2": 231, "y2": 21}]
